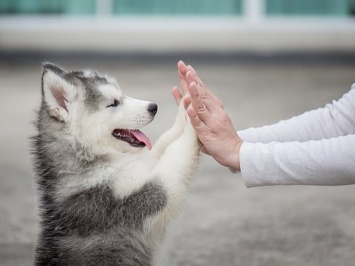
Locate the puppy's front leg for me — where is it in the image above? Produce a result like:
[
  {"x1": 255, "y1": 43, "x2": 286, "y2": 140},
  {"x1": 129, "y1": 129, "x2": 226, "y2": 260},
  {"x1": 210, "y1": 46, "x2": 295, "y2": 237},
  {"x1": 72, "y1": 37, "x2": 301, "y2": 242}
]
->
[
  {"x1": 153, "y1": 113, "x2": 200, "y2": 217},
  {"x1": 151, "y1": 102, "x2": 186, "y2": 159}
]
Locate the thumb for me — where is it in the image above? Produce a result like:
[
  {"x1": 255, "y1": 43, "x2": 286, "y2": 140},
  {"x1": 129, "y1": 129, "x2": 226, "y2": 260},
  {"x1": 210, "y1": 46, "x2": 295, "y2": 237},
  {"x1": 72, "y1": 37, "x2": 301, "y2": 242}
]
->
[
  {"x1": 172, "y1": 86, "x2": 182, "y2": 106},
  {"x1": 201, "y1": 146, "x2": 209, "y2": 155}
]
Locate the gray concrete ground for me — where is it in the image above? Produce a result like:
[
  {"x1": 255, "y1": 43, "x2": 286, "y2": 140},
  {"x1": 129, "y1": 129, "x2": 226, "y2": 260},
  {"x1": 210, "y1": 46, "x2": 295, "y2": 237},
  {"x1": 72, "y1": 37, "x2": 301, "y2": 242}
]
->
[{"x1": 0, "y1": 57, "x2": 355, "y2": 266}]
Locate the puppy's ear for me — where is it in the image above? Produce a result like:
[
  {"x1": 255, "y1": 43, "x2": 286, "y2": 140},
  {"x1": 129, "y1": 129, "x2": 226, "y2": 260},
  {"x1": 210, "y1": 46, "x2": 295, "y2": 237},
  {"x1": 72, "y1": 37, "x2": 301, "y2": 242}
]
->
[{"x1": 41, "y1": 63, "x2": 77, "y2": 122}]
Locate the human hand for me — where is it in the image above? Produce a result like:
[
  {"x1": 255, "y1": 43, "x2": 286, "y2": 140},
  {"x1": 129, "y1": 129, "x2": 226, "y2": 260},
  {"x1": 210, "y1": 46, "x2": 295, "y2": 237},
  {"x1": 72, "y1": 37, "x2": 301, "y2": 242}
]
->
[
  {"x1": 174, "y1": 60, "x2": 243, "y2": 172},
  {"x1": 172, "y1": 61, "x2": 223, "y2": 108}
]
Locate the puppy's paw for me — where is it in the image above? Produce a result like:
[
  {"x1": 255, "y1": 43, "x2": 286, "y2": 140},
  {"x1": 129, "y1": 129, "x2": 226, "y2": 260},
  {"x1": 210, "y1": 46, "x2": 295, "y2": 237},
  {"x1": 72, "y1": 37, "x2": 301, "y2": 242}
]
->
[{"x1": 183, "y1": 111, "x2": 200, "y2": 146}]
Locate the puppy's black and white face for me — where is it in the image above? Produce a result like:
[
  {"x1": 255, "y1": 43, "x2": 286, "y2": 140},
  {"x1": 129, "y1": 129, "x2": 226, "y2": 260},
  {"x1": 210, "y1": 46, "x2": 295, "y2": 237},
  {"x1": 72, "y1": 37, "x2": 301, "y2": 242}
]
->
[{"x1": 41, "y1": 63, "x2": 157, "y2": 154}]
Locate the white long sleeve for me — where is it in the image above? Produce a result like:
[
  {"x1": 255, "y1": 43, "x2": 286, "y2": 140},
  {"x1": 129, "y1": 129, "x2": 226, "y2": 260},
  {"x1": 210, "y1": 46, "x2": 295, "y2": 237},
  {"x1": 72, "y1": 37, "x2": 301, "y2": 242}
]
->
[
  {"x1": 238, "y1": 85, "x2": 355, "y2": 143},
  {"x1": 238, "y1": 85, "x2": 355, "y2": 187}
]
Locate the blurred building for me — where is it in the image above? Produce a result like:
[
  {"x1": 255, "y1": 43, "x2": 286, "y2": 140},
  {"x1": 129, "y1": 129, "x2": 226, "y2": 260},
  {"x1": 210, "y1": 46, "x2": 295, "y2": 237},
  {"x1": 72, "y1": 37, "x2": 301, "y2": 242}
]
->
[{"x1": 0, "y1": 0, "x2": 355, "y2": 54}]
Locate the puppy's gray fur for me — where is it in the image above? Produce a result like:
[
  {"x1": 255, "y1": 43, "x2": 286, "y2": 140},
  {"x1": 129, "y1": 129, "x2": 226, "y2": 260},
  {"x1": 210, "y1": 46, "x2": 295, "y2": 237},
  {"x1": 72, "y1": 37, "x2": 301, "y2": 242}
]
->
[{"x1": 31, "y1": 63, "x2": 200, "y2": 265}]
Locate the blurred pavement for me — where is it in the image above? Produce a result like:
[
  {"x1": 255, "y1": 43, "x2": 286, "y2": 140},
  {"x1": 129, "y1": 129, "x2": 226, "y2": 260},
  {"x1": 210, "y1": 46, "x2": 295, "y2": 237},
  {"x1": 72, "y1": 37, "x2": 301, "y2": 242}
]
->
[{"x1": 0, "y1": 56, "x2": 355, "y2": 266}]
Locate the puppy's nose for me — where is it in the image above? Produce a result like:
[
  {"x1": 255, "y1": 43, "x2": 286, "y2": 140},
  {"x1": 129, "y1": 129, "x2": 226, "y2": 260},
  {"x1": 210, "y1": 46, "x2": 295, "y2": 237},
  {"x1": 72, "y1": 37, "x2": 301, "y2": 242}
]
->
[{"x1": 147, "y1": 103, "x2": 158, "y2": 116}]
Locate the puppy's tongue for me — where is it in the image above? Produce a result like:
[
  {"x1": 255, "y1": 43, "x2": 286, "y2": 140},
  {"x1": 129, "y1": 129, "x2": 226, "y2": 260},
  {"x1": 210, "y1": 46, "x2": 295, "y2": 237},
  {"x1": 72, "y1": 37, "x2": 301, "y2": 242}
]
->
[{"x1": 131, "y1": 130, "x2": 152, "y2": 150}]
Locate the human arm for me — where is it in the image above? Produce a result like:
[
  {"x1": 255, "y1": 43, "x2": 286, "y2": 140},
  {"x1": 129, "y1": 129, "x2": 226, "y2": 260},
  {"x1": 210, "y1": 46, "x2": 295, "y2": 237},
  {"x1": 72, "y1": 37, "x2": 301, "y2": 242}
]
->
[
  {"x1": 175, "y1": 60, "x2": 355, "y2": 187},
  {"x1": 238, "y1": 86, "x2": 355, "y2": 186},
  {"x1": 241, "y1": 134, "x2": 355, "y2": 187},
  {"x1": 176, "y1": 60, "x2": 355, "y2": 146},
  {"x1": 239, "y1": 87, "x2": 355, "y2": 186},
  {"x1": 238, "y1": 86, "x2": 355, "y2": 143}
]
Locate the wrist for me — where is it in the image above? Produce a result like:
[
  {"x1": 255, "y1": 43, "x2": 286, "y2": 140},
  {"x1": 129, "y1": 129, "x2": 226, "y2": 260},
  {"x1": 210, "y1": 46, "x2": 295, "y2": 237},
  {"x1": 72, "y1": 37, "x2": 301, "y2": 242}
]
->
[
  {"x1": 228, "y1": 141, "x2": 243, "y2": 172},
  {"x1": 219, "y1": 139, "x2": 243, "y2": 173}
]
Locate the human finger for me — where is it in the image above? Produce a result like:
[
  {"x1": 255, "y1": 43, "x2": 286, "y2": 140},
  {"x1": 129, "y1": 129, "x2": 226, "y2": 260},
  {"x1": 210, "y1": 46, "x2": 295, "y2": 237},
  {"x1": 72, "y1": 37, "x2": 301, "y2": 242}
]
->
[
  {"x1": 186, "y1": 103, "x2": 205, "y2": 130},
  {"x1": 183, "y1": 94, "x2": 191, "y2": 110},
  {"x1": 178, "y1": 61, "x2": 203, "y2": 87},
  {"x1": 181, "y1": 62, "x2": 224, "y2": 110},
  {"x1": 185, "y1": 71, "x2": 224, "y2": 109},
  {"x1": 194, "y1": 82, "x2": 224, "y2": 114},
  {"x1": 185, "y1": 65, "x2": 204, "y2": 85},
  {"x1": 188, "y1": 82, "x2": 214, "y2": 125},
  {"x1": 177, "y1": 60, "x2": 191, "y2": 95},
  {"x1": 178, "y1": 70, "x2": 189, "y2": 95},
  {"x1": 177, "y1": 60, "x2": 188, "y2": 76},
  {"x1": 172, "y1": 86, "x2": 182, "y2": 106},
  {"x1": 178, "y1": 62, "x2": 204, "y2": 91}
]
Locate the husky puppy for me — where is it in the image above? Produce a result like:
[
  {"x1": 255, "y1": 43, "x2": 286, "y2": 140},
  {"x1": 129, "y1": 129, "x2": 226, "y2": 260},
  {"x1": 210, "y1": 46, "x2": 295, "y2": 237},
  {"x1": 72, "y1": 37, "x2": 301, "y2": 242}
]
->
[{"x1": 31, "y1": 63, "x2": 200, "y2": 265}]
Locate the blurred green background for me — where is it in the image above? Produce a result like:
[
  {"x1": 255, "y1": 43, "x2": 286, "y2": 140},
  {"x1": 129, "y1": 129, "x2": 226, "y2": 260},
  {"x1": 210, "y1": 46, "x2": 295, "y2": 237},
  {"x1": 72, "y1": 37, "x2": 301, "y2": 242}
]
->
[{"x1": 0, "y1": 0, "x2": 354, "y2": 16}]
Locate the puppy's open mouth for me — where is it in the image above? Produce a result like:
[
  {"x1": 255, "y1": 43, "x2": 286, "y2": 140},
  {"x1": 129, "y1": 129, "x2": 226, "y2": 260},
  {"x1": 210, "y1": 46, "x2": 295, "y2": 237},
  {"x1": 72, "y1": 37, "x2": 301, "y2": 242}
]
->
[{"x1": 112, "y1": 129, "x2": 152, "y2": 150}]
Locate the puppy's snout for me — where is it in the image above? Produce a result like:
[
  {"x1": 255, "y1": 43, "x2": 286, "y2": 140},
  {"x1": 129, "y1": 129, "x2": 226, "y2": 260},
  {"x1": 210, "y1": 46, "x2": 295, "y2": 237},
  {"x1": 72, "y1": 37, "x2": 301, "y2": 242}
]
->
[{"x1": 147, "y1": 103, "x2": 158, "y2": 116}]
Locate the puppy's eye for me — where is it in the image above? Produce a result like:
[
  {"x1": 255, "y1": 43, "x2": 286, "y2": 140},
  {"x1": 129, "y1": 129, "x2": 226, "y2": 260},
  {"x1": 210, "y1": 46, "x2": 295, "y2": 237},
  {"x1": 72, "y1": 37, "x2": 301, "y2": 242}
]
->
[{"x1": 107, "y1": 99, "x2": 120, "y2": 108}]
